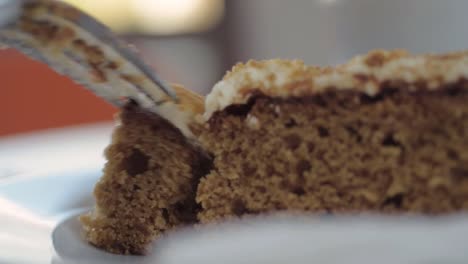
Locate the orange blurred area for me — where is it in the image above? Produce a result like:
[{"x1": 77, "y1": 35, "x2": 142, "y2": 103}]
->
[{"x1": 0, "y1": 49, "x2": 116, "y2": 137}]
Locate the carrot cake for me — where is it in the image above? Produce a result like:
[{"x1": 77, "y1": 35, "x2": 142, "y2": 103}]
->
[{"x1": 82, "y1": 50, "x2": 468, "y2": 254}]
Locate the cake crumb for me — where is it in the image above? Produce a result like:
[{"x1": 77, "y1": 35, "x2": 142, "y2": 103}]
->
[
  {"x1": 274, "y1": 105, "x2": 281, "y2": 115},
  {"x1": 246, "y1": 114, "x2": 260, "y2": 129}
]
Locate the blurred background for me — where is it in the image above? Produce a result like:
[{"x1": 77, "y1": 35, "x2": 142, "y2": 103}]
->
[{"x1": 2, "y1": 0, "x2": 468, "y2": 137}]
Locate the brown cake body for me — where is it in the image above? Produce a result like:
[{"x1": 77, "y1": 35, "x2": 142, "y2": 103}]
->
[
  {"x1": 196, "y1": 51, "x2": 468, "y2": 222},
  {"x1": 80, "y1": 87, "x2": 211, "y2": 254},
  {"x1": 196, "y1": 89, "x2": 468, "y2": 222}
]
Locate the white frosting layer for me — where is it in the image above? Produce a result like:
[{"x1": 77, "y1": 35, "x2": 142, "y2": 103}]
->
[{"x1": 205, "y1": 50, "x2": 468, "y2": 119}]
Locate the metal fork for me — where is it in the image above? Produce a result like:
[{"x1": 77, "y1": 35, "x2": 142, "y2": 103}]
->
[{"x1": 0, "y1": 0, "x2": 177, "y2": 110}]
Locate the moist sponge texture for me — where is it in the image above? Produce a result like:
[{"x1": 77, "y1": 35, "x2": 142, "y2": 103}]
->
[
  {"x1": 80, "y1": 102, "x2": 211, "y2": 254},
  {"x1": 196, "y1": 88, "x2": 468, "y2": 222},
  {"x1": 196, "y1": 50, "x2": 468, "y2": 222}
]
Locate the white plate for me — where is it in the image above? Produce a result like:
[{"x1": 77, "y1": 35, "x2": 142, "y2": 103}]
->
[{"x1": 0, "y1": 169, "x2": 100, "y2": 264}]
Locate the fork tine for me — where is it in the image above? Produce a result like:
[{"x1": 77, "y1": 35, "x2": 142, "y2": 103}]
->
[
  {"x1": 0, "y1": 0, "x2": 178, "y2": 108},
  {"x1": 51, "y1": 1, "x2": 178, "y2": 101}
]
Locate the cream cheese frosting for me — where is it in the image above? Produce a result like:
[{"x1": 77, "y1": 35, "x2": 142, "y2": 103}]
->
[{"x1": 204, "y1": 50, "x2": 468, "y2": 119}]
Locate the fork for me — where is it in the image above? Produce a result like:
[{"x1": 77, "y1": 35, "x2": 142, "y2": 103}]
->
[{"x1": 0, "y1": 0, "x2": 177, "y2": 111}]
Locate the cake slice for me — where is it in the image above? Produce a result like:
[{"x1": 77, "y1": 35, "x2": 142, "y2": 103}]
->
[
  {"x1": 82, "y1": 50, "x2": 468, "y2": 255},
  {"x1": 80, "y1": 85, "x2": 212, "y2": 254},
  {"x1": 196, "y1": 50, "x2": 468, "y2": 222}
]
